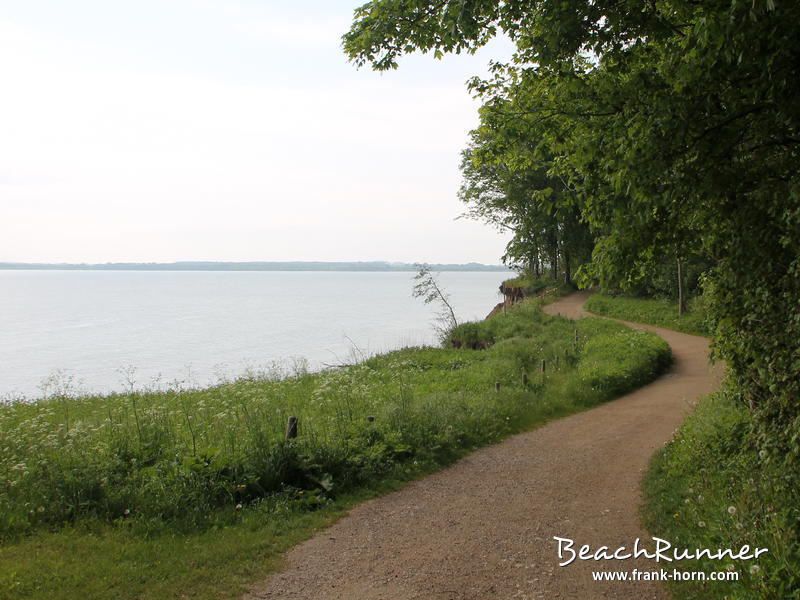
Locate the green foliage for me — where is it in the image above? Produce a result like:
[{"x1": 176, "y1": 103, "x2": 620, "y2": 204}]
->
[
  {"x1": 573, "y1": 329, "x2": 671, "y2": 399},
  {"x1": 342, "y1": 0, "x2": 669, "y2": 72},
  {"x1": 459, "y1": 138, "x2": 594, "y2": 282},
  {"x1": 586, "y1": 293, "x2": 711, "y2": 337},
  {"x1": 450, "y1": 299, "x2": 672, "y2": 400},
  {"x1": 644, "y1": 388, "x2": 800, "y2": 599},
  {"x1": 343, "y1": 0, "x2": 800, "y2": 488},
  {"x1": 0, "y1": 300, "x2": 670, "y2": 542},
  {"x1": 0, "y1": 299, "x2": 673, "y2": 598},
  {"x1": 449, "y1": 299, "x2": 547, "y2": 348},
  {"x1": 622, "y1": 254, "x2": 711, "y2": 302}
]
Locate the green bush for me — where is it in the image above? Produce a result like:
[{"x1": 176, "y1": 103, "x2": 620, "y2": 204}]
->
[{"x1": 449, "y1": 298, "x2": 553, "y2": 348}]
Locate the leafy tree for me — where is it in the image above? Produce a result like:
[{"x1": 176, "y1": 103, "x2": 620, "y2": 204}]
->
[
  {"x1": 459, "y1": 109, "x2": 592, "y2": 283},
  {"x1": 344, "y1": 0, "x2": 800, "y2": 465}
]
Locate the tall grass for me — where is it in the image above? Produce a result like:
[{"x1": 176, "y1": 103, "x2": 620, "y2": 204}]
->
[
  {"x1": 644, "y1": 388, "x2": 800, "y2": 599},
  {"x1": 585, "y1": 293, "x2": 711, "y2": 336},
  {"x1": 0, "y1": 299, "x2": 669, "y2": 539},
  {"x1": 0, "y1": 297, "x2": 678, "y2": 599}
]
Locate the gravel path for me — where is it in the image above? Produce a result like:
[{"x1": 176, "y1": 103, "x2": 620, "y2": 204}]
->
[{"x1": 245, "y1": 291, "x2": 722, "y2": 599}]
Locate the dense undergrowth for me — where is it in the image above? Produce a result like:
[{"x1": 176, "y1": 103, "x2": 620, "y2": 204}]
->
[
  {"x1": 585, "y1": 293, "x2": 711, "y2": 336},
  {"x1": 0, "y1": 296, "x2": 671, "y2": 599},
  {"x1": 589, "y1": 293, "x2": 800, "y2": 599}
]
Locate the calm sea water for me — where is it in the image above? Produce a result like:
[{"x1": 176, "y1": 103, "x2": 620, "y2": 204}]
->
[{"x1": 0, "y1": 270, "x2": 510, "y2": 399}]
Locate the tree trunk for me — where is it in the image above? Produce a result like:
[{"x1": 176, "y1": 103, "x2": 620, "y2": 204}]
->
[
  {"x1": 676, "y1": 257, "x2": 686, "y2": 316},
  {"x1": 563, "y1": 250, "x2": 571, "y2": 285}
]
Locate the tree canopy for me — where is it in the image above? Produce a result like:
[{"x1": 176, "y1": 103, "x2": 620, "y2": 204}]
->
[{"x1": 343, "y1": 0, "x2": 800, "y2": 463}]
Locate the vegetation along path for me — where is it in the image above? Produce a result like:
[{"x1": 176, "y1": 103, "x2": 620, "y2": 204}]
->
[{"x1": 245, "y1": 291, "x2": 722, "y2": 600}]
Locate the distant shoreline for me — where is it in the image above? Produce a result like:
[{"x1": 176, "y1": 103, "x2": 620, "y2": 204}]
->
[{"x1": 0, "y1": 261, "x2": 510, "y2": 272}]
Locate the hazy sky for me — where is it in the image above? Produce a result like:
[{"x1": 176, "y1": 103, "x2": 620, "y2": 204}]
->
[{"x1": 0, "y1": 0, "x2": 515, "y2": 264}]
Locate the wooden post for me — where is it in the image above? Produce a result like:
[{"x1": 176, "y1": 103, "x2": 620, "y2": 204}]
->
[
  {"x1": 285, "y1": 416, "x2": 298, "y2": 440},
  {"x1": 677, "y1": 256, "x2": 686, "y2": 316},
  {"x1": 495, "y1": 381, "x2": 501, "y2": 392},
  {"x1": 522, "y1": 373, "x2": 528, "y2": 387},
  {"x1": 574, "y1": 329, "x2": 579, "y2": 343},
  {"x1": 367, "y1": 415, "x2": 375, "y2": 423},
  {"x1": 541, "y1": 359, "x2": 546, "y2": 373},
  {"x1": 555, "y1": 355, "x2": 559, "y2": 370}
]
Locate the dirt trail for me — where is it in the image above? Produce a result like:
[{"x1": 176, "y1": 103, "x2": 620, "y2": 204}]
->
[{"x1": 245, "y1": 291, "x2": 722, "y2": 600}]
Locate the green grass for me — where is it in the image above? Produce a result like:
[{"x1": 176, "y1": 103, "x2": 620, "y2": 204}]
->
[
  {"x1": 643, "y1": 388, "x2": 800, "y2": 599},
  {"x1": 0, "y1": 478, "x2": 433, "y2": 600},
  {"x1": 0, "y1": 507, "x2": 337, "y2": 600},
  {"x1": 585, "y1": 293, "x2": 711, "y2": 336},
  {"x1": 0, "y1": 298, "x2": 671, "y2": 599}
]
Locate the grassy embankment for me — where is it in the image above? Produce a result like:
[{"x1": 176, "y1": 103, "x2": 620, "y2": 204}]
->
[
  {"x1": 0, "y1": 296, "x2": 671, "y2": 600},
  {"x1": 585, "y1": 293, "x2": 710, "y2": 336},
  {"x1": 589, "y1": 293, "x2": 799, "y2": 599}
]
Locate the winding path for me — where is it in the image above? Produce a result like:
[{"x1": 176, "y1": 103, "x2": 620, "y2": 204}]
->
[{"x1": 245, "y1": 291, "x2": 722, "y2": 600}]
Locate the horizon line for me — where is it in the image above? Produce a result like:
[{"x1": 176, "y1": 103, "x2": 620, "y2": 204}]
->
[{"x1": 0, "y1": 260, "x2": 512, "y2": 272}]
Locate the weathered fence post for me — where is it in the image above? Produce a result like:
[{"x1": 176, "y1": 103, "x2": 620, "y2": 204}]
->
[
  {"x1": 285, "y1": 416, "x2": 298, "y2": 440},
  {"x1": 366, "y1": 415, "x2": 375, "y2": 423},
  {"x1": 541, "y1": 359, "x2": 546, "y2": 373},
  {"x1": 495, "y1": 381, "x2": 501, "y2": 392},
  {"x1": 522, "y1": 373, "x2": 529, "y2": 387}
]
